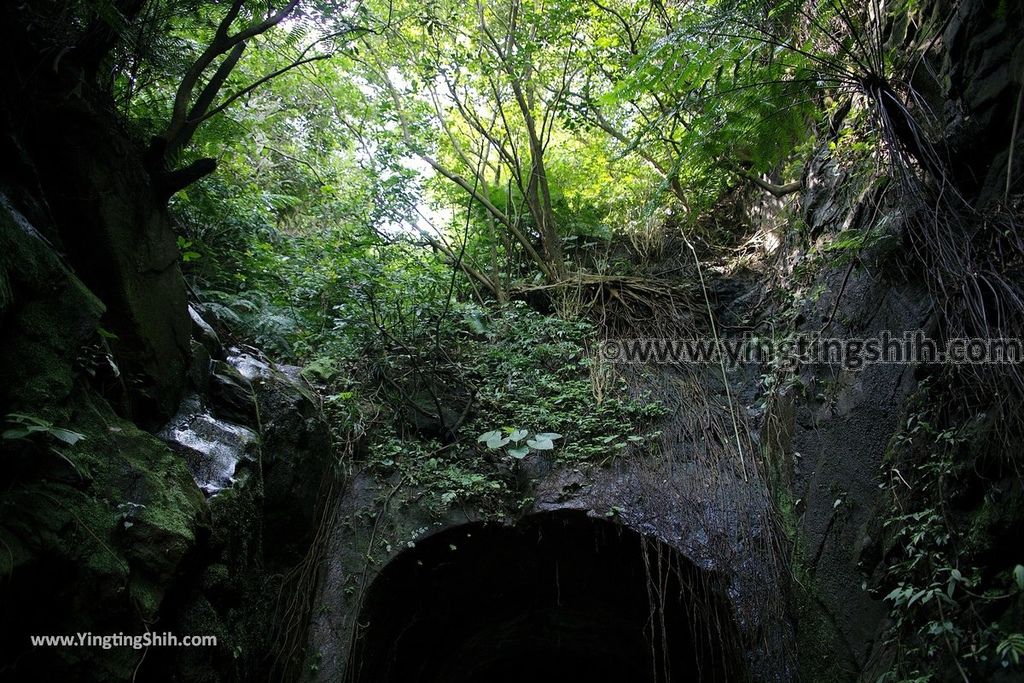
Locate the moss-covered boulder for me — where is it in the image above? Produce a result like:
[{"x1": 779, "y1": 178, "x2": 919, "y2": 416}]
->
[{"x1": 0, "y1": 195, "x2": 206, "y2": 680}]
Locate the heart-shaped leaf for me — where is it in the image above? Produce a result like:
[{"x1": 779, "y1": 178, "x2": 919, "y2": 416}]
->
[
  {"x1": 527, "y1": 438, "x2": 554, "y2": 451},
  {"x1": 507, "y1": 445, "x2": 530, "y2": 459},
  {"x1": 509, "y1": 429, "x2": 528, "y2": 442},
  {"x1": 477, "y1": 430, "x2": 502, "y2": 444},
  {"x1": 535, "y1": 432, "x2": 562, "y2": 441},
  {"x1": 486, "y1": 435, "x2": 510, "y2": 450}
]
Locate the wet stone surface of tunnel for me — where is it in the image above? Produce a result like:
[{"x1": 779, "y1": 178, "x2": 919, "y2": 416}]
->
[{"x1": 347, "y1": 512, "x2": 743, "y2": 683}]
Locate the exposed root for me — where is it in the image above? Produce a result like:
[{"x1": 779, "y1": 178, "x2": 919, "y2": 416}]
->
[{"x1": 514, "y1": 273, "x2": 703, "y2": 336}]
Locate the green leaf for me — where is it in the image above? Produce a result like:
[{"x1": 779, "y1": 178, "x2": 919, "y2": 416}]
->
[
  {"x1": 527, "y1": 437, "x2": 555, "y2": 450},
  {"x1": 908, "y1": 589, "x2": 928, "y2": 606},
  {"x1": 1014, "y1": 565, "x2": 1024, "y2": 591},
  {"x1": 49, "y1": 429, "x2": 86, "y2": 446},
  {"x1": 535, "y1": 432, "x2": 562, "y2": 441},
  {"x1": 464, "y1": 313, "x2": 487, "y2": 334},
  {"x1": 6, "y1": 413, "x2": 50, "y2": 427},
  {"x1": 477, "y1": 430, "x2": 502, "y2": 444},
  {"x1": 507, "y1": 445, "x2": 530, "y2": 459},
  {"x1": 508, "y1": 429, "x2": 528, "y2": 443},
  {"x1": 998, "y1": 633, "x2": 1024, "y2": 665},
  {"x1": 486, "y1": 435, "x2": 510, "y2": 450}
]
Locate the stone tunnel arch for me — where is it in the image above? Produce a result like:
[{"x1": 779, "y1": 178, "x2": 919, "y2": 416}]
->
[{"x1": 346, "y1": 511, "x2": 746, "y2": 682}]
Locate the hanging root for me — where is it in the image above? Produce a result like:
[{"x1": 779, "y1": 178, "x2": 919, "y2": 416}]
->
[
  {"x1": 269, "y1": 444, "x2": 351, "y2": 680},
  {"x1": 513, "y1": 273, "x2": 704, "y2": 336}
]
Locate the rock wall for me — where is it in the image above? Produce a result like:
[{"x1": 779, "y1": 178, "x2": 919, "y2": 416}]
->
[
  {"x1": 0, "y1": 8, "x2": 190, "y2": 424},
  {"x1": 305, "y1": 365, "x2": 789, "y2": 681},
  {"x1": 772, "y1": 0, "x2": 1024, "y2": 678},
  {"x1": 0, "y1": 194, "x2": 206, "y2": 679},
  {"x1": 0, "y1": 189, "x2": 335, "y2": 679},
  {"x1": 0, "y1": 19, "x2": 336, "y2": 677}
]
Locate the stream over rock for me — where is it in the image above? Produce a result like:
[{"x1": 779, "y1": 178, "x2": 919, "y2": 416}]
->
[{"x1": 158, "y1": 394, "x2": 259, "y2": 495}]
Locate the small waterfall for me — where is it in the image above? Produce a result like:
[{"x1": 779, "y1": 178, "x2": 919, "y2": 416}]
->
[{"x1": 158, "y1": 394, "x2": 259, "y2": 495}]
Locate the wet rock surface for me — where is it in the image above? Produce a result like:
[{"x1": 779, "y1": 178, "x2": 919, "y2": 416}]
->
[
  {"x1": 158, "y1": 395, "x2": 260, "y2": 495},
  {"x1": 0, "y1": 187, "x2": 334, "y2": 680},
  {"x1": 160, "y1": 313, "x2": 334, "y2": 565}
]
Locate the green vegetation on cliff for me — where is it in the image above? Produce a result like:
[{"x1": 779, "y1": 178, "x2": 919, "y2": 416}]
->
[{"x1": 2, "y1": 0, "x2": 1023, "y2": 681}]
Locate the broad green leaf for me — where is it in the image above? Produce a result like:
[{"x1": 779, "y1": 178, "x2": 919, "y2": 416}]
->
[
  {"x1": 477, "y1": 430, "x2": 502, "y2": 444},
  {"x1": 486, "y1": 435, "x2": 510, "y2": 450},
  {"x1": 507, "y1": 445, "x2": 530, "y2": 459},
  {"x1": 535, "y1": 432, "x2": 562, "y2": 441},
  {"x1": 49, "y1": 429, "x2": 86, "y2": 446}
]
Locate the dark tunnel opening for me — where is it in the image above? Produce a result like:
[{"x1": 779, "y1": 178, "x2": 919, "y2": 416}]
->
[{"x1": 348, "y1": 511, "x2": 744, "y2": 683}]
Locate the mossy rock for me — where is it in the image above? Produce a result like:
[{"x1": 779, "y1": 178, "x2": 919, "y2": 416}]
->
[
  {"x1": 0, "y1": 195, "x2": 105, "y2": 408},
  {"x1": 0, "y1": 389, "x2": 206, "y2": 678}
]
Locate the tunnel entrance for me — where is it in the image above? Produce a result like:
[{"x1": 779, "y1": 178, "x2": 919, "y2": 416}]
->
[{"x1": 348, "y1": 511, "x2": 743, "y2": 682}]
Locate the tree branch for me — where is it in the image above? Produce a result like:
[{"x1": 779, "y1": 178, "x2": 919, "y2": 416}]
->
[
  {"x1": 378, "y1": 71, "x2": 554, "y2": 280},
  {"x1": 733, "y1": 169, "x2": 803, "y2": 197},
  {"x1": 164, "y1": 0, "x2": 300, "y2": 148},
  {"x1": 167, "y1": 40, "x2": 247, "y2": 156}
]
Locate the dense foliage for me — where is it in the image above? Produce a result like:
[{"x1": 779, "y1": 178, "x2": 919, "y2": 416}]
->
[
  {"x1": 101, "y1": 0, "x2": 846, "y2": 491},
  {"x1": 17, "y1": 0, "x2": 1022, "y2": 680}
]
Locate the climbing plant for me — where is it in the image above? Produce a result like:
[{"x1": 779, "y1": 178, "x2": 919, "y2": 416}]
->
[{"x1": 876, "y1": 374, "x2": 1024, "y2": 681}]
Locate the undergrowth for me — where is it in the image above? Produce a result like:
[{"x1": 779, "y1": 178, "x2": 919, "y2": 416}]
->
[
  {"x1": 874, "y1": 373, "x2": 1024, "y2": 682},
  {"x1": 355, "y1": 302, "x2": 668, "y2": 514}
]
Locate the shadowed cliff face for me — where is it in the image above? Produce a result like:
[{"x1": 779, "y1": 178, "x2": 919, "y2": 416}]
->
[
  {"x1": 0, "y1": 43, "x2": 190, "y2": 425},
  {"x1": 347, "y1": 512, "x2": 742, "y2": 683}
]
